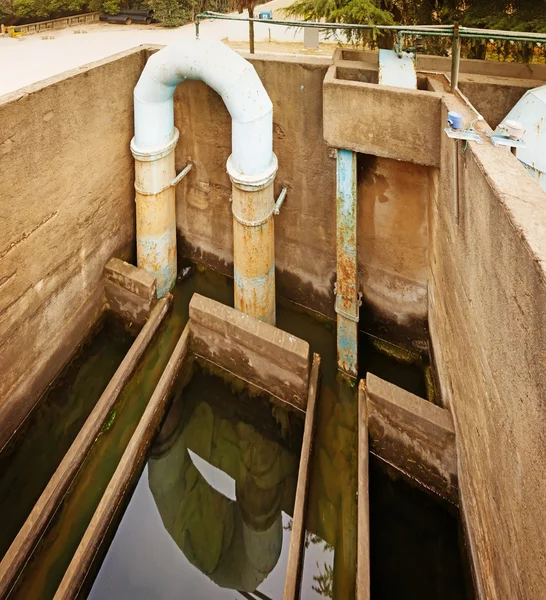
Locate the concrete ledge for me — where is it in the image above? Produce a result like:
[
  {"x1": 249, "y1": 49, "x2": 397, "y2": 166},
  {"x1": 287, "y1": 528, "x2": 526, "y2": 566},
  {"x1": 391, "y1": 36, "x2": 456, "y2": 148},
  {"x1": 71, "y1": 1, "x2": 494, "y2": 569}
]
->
[
  {"x1": 104, "y1": 258, "x2": 157, "y2": 325},
  {"x1": 366, "y1": 372, "x2": 458, "y2": 504},
  {"x1": 0, "y1": 296, "x2": 172, "y2": 598},
  {"x1": 189, "y1": 294, "x2": 311, "y2": 410},
  {"x1": 283, "y1": 353, "x2": 321, "y2": 600},
  {"x1": 335, "y1": 48, "x2": 546, "y2": 81},
  {"x1": 54, "y1": 323, "x2": 191, "y2": 600},
  {"x1": 323, "y1": 65, "x2": 441, "y2": 167}
]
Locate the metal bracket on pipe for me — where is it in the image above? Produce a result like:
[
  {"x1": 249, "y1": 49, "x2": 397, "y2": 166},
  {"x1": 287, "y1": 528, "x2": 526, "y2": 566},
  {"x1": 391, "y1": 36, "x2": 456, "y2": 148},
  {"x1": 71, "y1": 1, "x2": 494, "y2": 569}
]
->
[
  {"x1": 274, "y1": 187, "x2": 287, "y2": 215},
  {"x1": 488, "y1": 134, "x2": 526, "y2": 149},
  {"x1": 231, "y1": 187, "x2": 287, "y2": 227},
  {"x1": 134, "y1": 163, "x2": 193, "y2": 196},
  {"x1": 444, "y1": 127, "x2": 483, "y2": 144},
  {"x1": 334, "y1": 282, "x2": 362, "y2": 323},
  {"x1": 172, "y1": 163, "x2": 193, "y2": 187}
]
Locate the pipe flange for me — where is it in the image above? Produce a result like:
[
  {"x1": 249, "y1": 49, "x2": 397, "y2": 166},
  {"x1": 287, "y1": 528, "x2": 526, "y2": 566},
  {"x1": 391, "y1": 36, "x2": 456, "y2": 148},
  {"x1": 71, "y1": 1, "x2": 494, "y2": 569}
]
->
[
  {"x1": 131, "y1": 128, "x2": 180, "y2": 162},
  {"x1": 227, "y1": 154, "x2": 278, "y2": 191}
]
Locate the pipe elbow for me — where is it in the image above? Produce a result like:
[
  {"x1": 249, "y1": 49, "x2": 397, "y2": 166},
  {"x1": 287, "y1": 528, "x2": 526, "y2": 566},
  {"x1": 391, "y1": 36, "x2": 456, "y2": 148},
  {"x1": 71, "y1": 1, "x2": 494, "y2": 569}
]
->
[{"x1": 132, "y1": 39, "x2": 275, "y2": 179}]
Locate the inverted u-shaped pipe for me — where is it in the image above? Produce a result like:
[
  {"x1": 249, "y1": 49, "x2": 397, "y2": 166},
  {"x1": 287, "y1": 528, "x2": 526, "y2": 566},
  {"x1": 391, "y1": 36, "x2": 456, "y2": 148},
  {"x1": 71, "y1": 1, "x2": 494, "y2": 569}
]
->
[{"x1": 131, "y1": 39, "x2": 278, "y2": 323}]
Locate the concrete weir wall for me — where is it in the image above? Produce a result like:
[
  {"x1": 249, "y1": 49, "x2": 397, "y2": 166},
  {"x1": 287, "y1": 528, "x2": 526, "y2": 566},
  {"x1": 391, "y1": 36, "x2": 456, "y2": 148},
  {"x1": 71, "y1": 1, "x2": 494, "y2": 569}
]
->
[{"x1": 0, "y1": 49, "x2": 145, "y2": 448}]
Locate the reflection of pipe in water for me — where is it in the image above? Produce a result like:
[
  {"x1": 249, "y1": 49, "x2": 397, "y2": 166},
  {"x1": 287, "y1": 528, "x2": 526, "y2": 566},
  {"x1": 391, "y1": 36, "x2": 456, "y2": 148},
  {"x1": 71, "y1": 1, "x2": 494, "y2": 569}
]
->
[{"x1": 148, "y1": 398, "x2": 298, "y2": 592}]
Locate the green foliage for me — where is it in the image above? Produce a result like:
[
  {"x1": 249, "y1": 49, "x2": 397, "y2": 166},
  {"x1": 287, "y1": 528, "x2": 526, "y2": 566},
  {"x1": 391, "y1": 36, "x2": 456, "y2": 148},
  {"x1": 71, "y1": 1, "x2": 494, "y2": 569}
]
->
[
  {"x1": 12, "y1": 0, "x2": 85, "y2": 17},
  {"x1": 285, "y1": 0, "x2": 546, "y2": 55},
  {"x1": 150, "y1": 0, "x2": 189, "y2": 26},
  {"x1": 283, "y1": 0, "x2": 393, "y2": 44},
  {"x1": 284, "y1": 0, "x2": 393, "y2": 25},
  {"x1": 101, "y1": 0, "x2": 120, "y2": 13}
]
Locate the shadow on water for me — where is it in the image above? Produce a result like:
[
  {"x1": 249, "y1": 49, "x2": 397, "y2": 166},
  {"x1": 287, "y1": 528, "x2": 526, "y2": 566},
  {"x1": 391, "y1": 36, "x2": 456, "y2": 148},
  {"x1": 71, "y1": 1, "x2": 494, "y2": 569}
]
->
[
  {"x1": 369, "y1": 456, "x2": 471, "y2": 600},
  {"x1": 4, "y1": 265, "x2": 470, "y2": 599}
]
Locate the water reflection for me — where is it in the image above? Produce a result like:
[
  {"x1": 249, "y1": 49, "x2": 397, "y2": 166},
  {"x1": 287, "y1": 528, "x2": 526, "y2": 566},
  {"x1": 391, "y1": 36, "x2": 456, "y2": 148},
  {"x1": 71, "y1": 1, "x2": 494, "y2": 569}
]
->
[
  {"x1": 149, "y1": 382, "x2": 300, "y2": 592},
  {"x1": 90, "y1": 364, "x2": 303, "y2": 599}
]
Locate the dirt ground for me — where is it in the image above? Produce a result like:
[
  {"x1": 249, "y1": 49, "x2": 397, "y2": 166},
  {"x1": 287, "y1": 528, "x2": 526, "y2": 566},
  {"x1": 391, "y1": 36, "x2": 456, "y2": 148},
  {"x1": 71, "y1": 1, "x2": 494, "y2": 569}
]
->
[{"x1": 0, "y1": 0, "x2": 339, "y2": 97}]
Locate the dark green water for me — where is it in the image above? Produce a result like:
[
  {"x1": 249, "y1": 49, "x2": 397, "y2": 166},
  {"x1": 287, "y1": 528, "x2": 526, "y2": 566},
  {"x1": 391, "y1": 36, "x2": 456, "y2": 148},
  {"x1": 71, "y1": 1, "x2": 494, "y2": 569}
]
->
[
  {"x1": 6, "y1": 268, "x2": 232, "y2": 600},
  {"x1": 0, "y1": 315, "x2": 134, "y2": 560},
  {"x1": 4, "y1": 265, "x2": 469, "y2": 599},
  {"x1": 88, "y1": 362, "x2": 304, "y2": 600}
]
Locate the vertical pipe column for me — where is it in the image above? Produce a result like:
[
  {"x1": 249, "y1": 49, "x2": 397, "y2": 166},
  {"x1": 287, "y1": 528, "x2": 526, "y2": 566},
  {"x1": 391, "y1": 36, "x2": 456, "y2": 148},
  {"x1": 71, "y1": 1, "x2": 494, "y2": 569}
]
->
[
  {"x1": 230, "y1": 164, "x2": 277, "y2": 325},
  {"x1": 335, "y1": 149, "x2": 359, "y2": 377},
  {"x1": 131, "y1": 132, "x2": 179, "y2": 299}
]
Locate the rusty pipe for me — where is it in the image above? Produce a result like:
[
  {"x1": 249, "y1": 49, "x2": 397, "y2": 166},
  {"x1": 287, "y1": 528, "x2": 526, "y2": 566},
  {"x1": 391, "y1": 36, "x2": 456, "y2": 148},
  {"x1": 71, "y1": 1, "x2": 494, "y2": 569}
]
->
[{"x1": 132, "y1": 39, "x2": 278, "y2": 315}]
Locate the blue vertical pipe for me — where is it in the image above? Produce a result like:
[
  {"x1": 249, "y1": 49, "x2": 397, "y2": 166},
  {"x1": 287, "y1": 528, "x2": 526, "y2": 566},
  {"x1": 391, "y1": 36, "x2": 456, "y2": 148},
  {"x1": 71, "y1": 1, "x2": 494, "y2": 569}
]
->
[{"x1": 336, "y1": 149, "x2": 359, "y2": 377}]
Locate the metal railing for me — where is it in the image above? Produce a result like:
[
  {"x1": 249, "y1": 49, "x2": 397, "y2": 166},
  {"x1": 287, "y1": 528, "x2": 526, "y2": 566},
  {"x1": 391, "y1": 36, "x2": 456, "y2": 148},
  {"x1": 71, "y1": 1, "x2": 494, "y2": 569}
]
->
[{"x1": 195, "y1": 11, "x2": 546, "y2": 90}]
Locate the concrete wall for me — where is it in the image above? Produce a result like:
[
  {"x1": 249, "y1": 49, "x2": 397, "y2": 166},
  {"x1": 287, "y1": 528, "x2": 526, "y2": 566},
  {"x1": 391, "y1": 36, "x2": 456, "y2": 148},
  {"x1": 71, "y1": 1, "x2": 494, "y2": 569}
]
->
[
  {"x1": 174, "y1": 54, "x2": 432, "y2": 332},
  {"x1": 339, "y1": 48, "x2": 546, "y2": 81},
  {"x1": 0, "y1": 48, "x2": 144, "y2": 448},
  {"x1": 323, "y1": 65, "x2": 442, "y2": 167},
  {"x1": 358, "y1": 155, "x2": 431, "y2": 332},
  {"x1": 458, "y1": 73, "x2": 541, "y2": 129},
  {"x1": 429, "y1": 91, "x2": 546, "y2": 599},
  {"x1": 174, "y1": 54, "x2": 338, "y2": 317}
]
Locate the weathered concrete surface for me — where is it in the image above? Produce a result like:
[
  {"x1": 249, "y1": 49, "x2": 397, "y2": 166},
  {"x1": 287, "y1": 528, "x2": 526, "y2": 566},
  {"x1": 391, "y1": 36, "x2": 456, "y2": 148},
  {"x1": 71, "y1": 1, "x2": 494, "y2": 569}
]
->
[
  {"x1": 189, "y1": 293, "x2": 311, "y2": 409},
  {"x1": 366, "y1": 373, "x2": 458, "y2": 504},
  {"x1": 173, "y1": 54, "x2": 337, "y2": 317},
  {"x1": 336, "y1": 48, "x2": 546, "y2": 81},
  {"x1": 323, "y1": 65, "x2": 442, "y2": 167},
  {"x1": 358, "y1": 155, "x2": 432, "y2": 332},
  {"x1": 430, "y1": 92, "x2": 546, "y2": 598},
  {"x1": 0, "y1": 48, "x2": 145, "y2": 448},
  {"x1": 172, "y1": 53, "x2": 434, "y2": 332},
  {"x1": 54, "y1": 322, "x2": 191, "y2": 600},
  {"x1": 458, "y1": 73, "x2": 541, "y2": 129},
  {"x1": 104, "y1": 258, "x2": 157, "y2": 325},
  {"x1": 0, "y1": 296, "x2": 171, "y2": 598},
  {"x1": 283, "y1": 353, "x2": 320, "y2": 600}
]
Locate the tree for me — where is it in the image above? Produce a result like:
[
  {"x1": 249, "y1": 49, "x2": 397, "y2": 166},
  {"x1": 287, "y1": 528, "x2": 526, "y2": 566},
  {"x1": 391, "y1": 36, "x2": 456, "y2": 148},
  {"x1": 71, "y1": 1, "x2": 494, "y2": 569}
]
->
[
  {"x1": 285, "y1": 0, "x2": 546, "y2": 33},
  {"x1": 236, "y1": 0, "x2": 258, "y2": 53},
  {"x1": 283, "y1": 0, "x2": 394, "y2": 45},
  {"x1": 149, "y1": 0, "x2": 188, "y2": 26}
]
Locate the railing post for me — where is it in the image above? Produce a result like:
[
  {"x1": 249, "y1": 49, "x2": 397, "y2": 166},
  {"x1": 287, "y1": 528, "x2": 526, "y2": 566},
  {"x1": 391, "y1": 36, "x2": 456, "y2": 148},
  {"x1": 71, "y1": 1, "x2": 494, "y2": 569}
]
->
[
  {"x1": 451, "y1": 22, "x2": 460, "y2": 91},
  {"x1": 335, "y1": 149, "x2": 359, "y2": 378}
]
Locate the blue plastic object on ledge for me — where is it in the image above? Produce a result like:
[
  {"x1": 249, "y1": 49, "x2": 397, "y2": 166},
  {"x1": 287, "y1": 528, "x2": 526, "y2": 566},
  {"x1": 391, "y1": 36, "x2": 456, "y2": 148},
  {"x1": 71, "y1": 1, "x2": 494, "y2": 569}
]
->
[{"x1": 447, "y1": 111, "x2": 463, "y2": 130}]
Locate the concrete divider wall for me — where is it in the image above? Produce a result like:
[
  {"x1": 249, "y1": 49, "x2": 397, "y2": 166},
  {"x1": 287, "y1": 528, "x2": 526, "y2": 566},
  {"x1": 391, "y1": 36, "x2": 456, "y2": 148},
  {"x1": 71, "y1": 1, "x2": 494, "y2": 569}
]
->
[
  {"x1": 323, "y1": 65, "x2": 442, "y2": 167},
  {"x1": 0, "y1": 48, "x2": 145, "y2": 448},
  {"x1": 430, "y1": 93, "x2": 546, "y2": 598}
]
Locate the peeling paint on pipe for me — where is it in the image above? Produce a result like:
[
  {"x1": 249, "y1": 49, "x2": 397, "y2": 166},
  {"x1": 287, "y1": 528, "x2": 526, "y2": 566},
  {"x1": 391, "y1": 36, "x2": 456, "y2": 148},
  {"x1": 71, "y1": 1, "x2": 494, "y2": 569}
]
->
[
  {"x1": 336, "y1": 149, "x2": 359, "y2": 377},
  {"x1": 132, "y1": 39, "x2": 277, "y2": 314}
]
